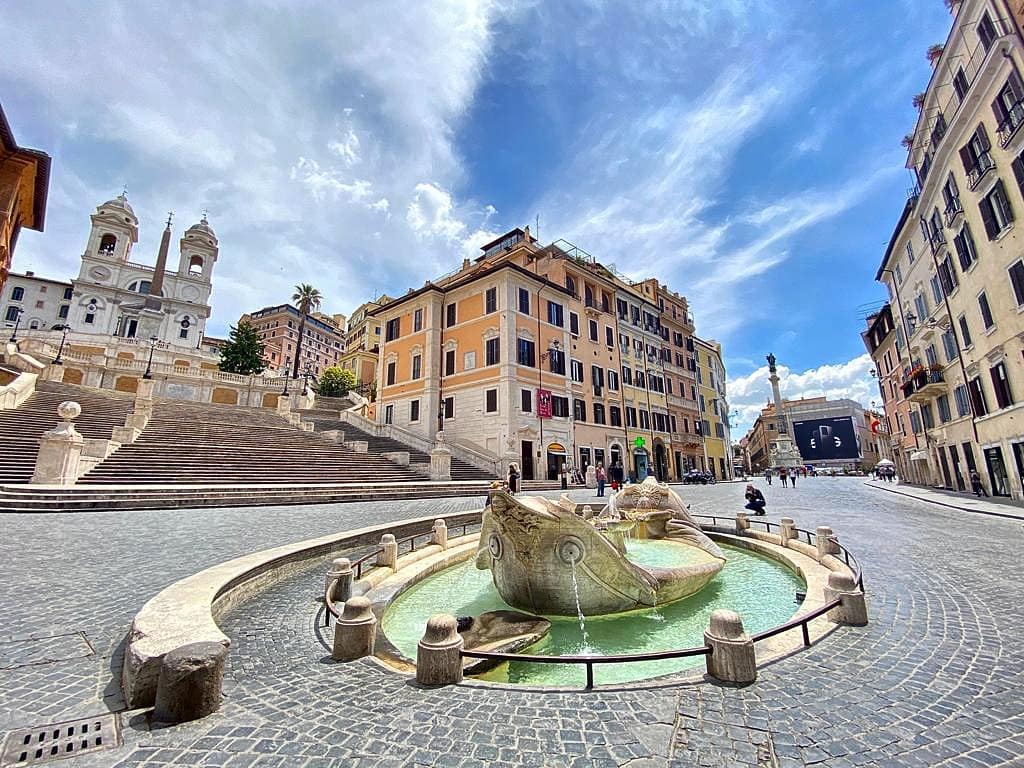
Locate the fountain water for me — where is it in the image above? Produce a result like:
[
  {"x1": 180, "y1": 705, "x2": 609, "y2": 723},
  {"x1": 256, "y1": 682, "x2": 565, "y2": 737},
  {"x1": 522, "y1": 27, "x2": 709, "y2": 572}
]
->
[{"x1": 568, "y1": 559, "x2": 591, "y2": 648}]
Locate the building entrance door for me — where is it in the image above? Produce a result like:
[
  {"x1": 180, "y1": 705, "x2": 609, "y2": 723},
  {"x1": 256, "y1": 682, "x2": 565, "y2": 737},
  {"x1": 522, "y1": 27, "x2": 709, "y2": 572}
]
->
[
  {"x1": 579, "y1": 448, "x2": 591, "y2": 476},
  {"x1": 654, "y1": 443, "x2": 668, "y2": 481},
  {"x1": 984, "y1": 446, "x2": 1011, "y2": 496},
  {"x1": 937, "y1": 448, "x2": 953, "y2": 489},
  {"x1": 634, "y1": 449, "x2": 649, "y2": 481},
  {"x1": 521, "y1": 441, "x2": 534, "y2": 481},
  {"x1": 948, "y1": 445, "x2": 965, "y2": 491},
  {"x1": 1013, "y1": 442, "x2": 1024, "y2": 498}
]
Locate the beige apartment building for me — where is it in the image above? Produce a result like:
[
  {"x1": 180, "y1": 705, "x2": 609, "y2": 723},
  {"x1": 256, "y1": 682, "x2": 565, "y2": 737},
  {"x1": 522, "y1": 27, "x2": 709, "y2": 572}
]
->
[
  {"x1": 871, "y1": 0, "x2": 1024, "y2": 498},
  {"x1": 371, "y1": 228, "x2": 730, "y2": 481},
  {"x1": 339, "y1": 296, "x2": 390, "y2": 390},
  {"x1": 242, "y1": 304, "x2": 345, "y2": 377}
]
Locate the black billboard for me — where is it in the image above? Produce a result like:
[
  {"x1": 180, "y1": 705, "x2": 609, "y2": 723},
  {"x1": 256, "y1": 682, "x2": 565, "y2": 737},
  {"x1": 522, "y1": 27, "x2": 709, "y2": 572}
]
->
[{"x1": 791, "y1": 416, "x2": 860, "y2": 462}]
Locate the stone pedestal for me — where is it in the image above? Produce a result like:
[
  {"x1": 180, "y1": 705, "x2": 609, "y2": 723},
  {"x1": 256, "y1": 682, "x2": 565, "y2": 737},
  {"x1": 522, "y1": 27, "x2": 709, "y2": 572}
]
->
[
  {"x1": 32, "y1": 401, "x2": 84, "y2": 485},
  {"x1": 779, "y1": 517, "x2": 797, "y2": 547},
  {"x1": 325, "y1": 558, "x2": 353, "y2": 603},
  {"x1": 703, "y1": 609, "x2": 756, "y2": 684},
  {"x1": 735, "y1": 512, "x2": 750, "y2": 532},
  {"x1": 376, "y1": 534, "x2": 398, "y2": 570},
  {"x1": 332, "y1": 596, "x2": 377, "y2": 661},
  {"x1": 153, "y1": 641, "x2": 228, "y2": 723},
  {"x1": 416, "y1": 614, "x2": 464, "y2": 686},
  {"x1": 816, "y1": 526, "x2": 840, "y2": 559},
  {"x1": 823, "y1": 572, "x2": 868, "y2": 626},
  {"x1": 585, "y1": 465, "x2": 597, "y2": 488},
  {"x1": 431, "y1": 519, "x2": 448, "y2": 549},
  {"x1": 430, "y1": 431, "x2": 452, "y2": 481},
  {"x1": 276, "y1": 395, "x2": 291, "y2": 415}
]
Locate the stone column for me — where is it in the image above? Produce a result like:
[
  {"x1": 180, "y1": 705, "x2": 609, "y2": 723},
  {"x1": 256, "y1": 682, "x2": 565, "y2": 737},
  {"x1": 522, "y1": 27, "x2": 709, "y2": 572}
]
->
[
  {"x1": 735, "y1": 511, "x2": 750, "y2": 532},
  {"x1": 816, "y1": 526, "x2": 839, "y2": 560},
  {"x1": 431, "y1": 519, "x2": 448, "y2": 549},
  {"x1": 153, "y1": 641, "x2": 228, "y2": 723},
  {"x1": 376, "y1": 534, "x2": 398, "y2": 569},
  {"x1": 332, "y1": 596, "x2": 377, "y2": 661},
  {"x1": 823, "y1": 572, "x2": 868, "y2": 626},
  {"x1": 779, "y1": 517, "x2": 797, "y2": 547},
  {"x1": 703, "y1": 609, "x2": 756, "y2": 684},
  {"x1": 325, "y1": 558, "x2": 353, "y2": 603},
  {"x1": 585, "y1": 465, "x2": 597, "y2": 488},
  {"x1": 430, "y1": 431, "x2": 452, "y2": 481},
  {"x1": 416, "y1": 614, "x2": 464, "y2": 686},
  {"x1": 32, "y1": 401, "x2": 84, "y2": 485}
]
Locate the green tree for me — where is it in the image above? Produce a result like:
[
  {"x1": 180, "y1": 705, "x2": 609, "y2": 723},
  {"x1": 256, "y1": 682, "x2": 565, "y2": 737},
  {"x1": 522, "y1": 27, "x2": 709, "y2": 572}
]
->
[
  {"x1": 218, "y1": 320, "x2": 266, "y2": 375},
  {"x1": 291, "y1": 283, "x2": 323, "y2": 379},
  {"x1": 318, "y1": 366, "x2": 356, "y2": 397}
]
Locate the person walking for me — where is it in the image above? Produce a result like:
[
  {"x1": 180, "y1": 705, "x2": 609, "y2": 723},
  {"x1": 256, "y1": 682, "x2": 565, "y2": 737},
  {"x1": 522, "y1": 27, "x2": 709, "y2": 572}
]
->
[
  {"x1": 764, "y1": 468, "x2": 773, "y2": 486},
  {"x1": 596, "y1": 463, "x2": 607, "y2": 497},
  {"x1": 744, "y1": 484, "x2": 767, "y2": 515},
  {"x1": 507, "y1": 462, "x2": 521, "y2": 494},
  {"x1": 779, "y1": 467, "x2": 789, "y2": 488},
  {"x1": 970, "y1": 469, "x2": 988, "y2": 497},
  {"x1": 791, "y1": 469, "x2": 798, "y2": 488}
]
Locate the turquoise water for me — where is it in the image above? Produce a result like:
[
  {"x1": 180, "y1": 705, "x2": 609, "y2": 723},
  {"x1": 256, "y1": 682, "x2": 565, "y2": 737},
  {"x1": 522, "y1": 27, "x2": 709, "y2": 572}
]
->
[{"x1": 380, "y1": 540, "x2": 806, "y2": 686}]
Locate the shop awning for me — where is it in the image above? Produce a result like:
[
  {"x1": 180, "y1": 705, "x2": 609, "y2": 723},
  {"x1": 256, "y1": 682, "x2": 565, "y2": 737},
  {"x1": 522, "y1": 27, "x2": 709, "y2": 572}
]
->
[
  {"x1": 546, "y1": 443, "x2": 567, "y2": 455},
  {"x1": 910, "y1": 451, "x2": 929, "y2": 462}
]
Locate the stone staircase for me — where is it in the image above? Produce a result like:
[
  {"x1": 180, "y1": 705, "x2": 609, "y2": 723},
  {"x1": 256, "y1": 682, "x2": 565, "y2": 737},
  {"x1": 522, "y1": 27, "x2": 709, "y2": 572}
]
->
[
  {"x1": 78, "y1": 398, "x2": 429, "y2": 485},
  {"x1": 297, "y1": 408, "x2": 496, "y2": 482},
  {"x1": 0, "y1": 380, "x2": 135, "y2": 484}
]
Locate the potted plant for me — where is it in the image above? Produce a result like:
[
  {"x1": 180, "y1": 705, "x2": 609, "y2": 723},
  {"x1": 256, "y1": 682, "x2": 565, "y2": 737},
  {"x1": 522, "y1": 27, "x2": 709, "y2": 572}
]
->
[
  {"x1": 913, "y1": 92, "x2": 927, "y2": 110},
  {"x1": 927, "y1": 44, "x2": 944, "y2": 65},
  {"x1": 945, "y1": 0, "x2": 961, "y2": 13},
  {"x1": 902, "y1": 133, "x2": 915, "y2": 150}
]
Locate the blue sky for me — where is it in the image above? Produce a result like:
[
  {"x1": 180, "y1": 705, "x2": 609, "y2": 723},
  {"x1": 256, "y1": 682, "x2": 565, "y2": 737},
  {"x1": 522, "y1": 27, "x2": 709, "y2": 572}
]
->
[{"x1": 2, "y1": 1, "x2": 953, "y2": 434}]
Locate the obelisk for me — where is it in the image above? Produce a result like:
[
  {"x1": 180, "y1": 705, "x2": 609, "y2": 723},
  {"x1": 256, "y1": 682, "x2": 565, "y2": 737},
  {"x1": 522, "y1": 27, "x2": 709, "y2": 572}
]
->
[{"x1": 766, "y1": 353, "x2": 802, "y2": 469}]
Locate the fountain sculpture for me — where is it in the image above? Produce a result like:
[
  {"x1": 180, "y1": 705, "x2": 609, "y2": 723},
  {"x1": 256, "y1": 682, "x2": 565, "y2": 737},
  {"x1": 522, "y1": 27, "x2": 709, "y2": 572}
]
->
[{"x1": 475, "y1": 478, "x2": 726, "y2": 616}]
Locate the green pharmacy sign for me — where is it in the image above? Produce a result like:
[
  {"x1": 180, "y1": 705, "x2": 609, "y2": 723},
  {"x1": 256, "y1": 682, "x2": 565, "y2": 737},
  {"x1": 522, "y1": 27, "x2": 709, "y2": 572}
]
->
[{"x1": 634, "y1": 437, "x2": 645, "y2": 449}]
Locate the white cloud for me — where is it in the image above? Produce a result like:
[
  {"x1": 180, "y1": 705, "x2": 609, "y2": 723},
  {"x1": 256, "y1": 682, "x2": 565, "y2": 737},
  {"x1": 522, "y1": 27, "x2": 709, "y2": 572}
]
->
[
  {"x1": 327, "y1": 128, "x2": 362, "y2": 167},
  {"x1": 407, "y1": 182, "x2": 467, "y2": 241}
]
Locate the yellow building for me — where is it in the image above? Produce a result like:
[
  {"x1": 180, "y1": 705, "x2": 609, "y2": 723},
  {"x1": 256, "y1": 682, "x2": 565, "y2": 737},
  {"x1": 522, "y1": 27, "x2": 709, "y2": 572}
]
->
[
  {"x1": 695, "y1": 338, "x2": 732, "y2": 479},
  {"x1": 339, "y1": 296, "x2": 390, "y2": 390},
  {"x1": 0, "y1": 103, "x2": 50, "y2": 298}
]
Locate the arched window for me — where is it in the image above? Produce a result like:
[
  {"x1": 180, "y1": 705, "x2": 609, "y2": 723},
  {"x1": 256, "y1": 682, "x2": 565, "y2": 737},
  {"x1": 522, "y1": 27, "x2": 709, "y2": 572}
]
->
[
  {"x1": 127, "y1": 279, "x2": 151, "y2": 294},
  {"x1": 188, "y1": 255, "x2": 204, "y2": 276},
  {"x1": 99, "y1": 234, "x2": 117, "y2": 255}
]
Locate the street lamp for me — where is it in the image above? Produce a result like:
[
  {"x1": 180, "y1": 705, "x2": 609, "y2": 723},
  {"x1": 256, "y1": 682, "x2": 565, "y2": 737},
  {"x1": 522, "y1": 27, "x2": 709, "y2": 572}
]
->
[
  {"x1": 281, "y1": 357, "x2": 291, "y2": 396},
  {"x1": 142, "y1": 336, "x2": 159, "y2": 379},
  {"x1": 301, "y1": 362, "x2": 316, "y2": 396},
  {"x1": 8, "y1": 307, "x2": 24, "y2": 343},
  {"x1": 52, "y1": 324, "x2": 70, "y2": 365}
]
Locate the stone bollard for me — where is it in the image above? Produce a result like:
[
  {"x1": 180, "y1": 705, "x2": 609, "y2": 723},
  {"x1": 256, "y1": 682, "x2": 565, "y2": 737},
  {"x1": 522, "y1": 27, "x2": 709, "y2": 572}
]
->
[
  {"x1": 416, "y1": 614, "x2": 464, "y2": 686},
  {"x1": 735, "y1": 511, "x2": 750, "y2": 532},
  {"x1": 430, "y1": 432, "x2": 452, "y2": 481},
  {"x1": 32, "y1": 401, "x2": 84, "y2": 485},
  {"x1": 153, "y1": 641, "x2": 228, "y2": 723},
  {"x1": 332, "y1": 596, "x2": 377, "y2": 661},
  {"x1": 816, "y1": 526, "x2": 840, "y2": 560},
  {"x1": 581, "y1": 505, "x2": 595, "y2": 520},
  {"x1": 823, "y1": 571, "x2": 868, "y2": 626},
  {"x1": 431, "y1": 519, "x2": 448, "y2": 549},
  {"x1": 779, "y1": 517, "x2": 797, "y2": 547},
  {"x1": 376, "y1": 534, "x2": 398, "y2": 569},
  {"x1": 703, "y1": 609, "x2": 756, "y2": 684},
  {"x1": 325, "y1": 558, "x2": 353, "y2": 603}
]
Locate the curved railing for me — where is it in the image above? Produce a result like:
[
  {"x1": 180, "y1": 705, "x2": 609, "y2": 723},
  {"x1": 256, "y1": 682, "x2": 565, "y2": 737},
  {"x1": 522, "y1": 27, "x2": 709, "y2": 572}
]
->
[{"x1": 323, "y1": 511, "x2": 864, "y2": 689}]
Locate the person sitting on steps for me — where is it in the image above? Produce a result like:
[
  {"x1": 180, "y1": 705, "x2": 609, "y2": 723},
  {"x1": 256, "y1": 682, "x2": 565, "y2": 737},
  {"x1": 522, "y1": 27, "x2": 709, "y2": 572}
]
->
[{"x1": 744, "y1": 484, "x2": 767, "y2": 515}]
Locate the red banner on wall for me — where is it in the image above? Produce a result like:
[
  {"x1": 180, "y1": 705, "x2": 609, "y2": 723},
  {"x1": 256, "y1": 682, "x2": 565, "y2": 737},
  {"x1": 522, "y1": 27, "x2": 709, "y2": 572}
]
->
[{"x1": 537, "y1": 388, "x2": 553, "y2": 419}]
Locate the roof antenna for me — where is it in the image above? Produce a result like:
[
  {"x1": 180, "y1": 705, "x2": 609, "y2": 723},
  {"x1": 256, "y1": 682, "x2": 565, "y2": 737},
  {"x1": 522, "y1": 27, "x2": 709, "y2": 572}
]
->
[{"x1": 535, "y1": 213, "x2": 540, "y2": 243}]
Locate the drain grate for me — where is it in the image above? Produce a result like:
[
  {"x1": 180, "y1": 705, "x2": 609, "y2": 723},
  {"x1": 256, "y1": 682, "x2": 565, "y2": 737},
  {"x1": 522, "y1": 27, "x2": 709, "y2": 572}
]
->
[{"x1": 0, "y1": 715, "x2": 120, "y2": 767}]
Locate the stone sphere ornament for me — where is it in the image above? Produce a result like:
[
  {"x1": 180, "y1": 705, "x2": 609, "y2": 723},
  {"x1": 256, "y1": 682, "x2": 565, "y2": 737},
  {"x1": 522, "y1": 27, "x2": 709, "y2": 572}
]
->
[{"x1": 57, "y1": 401, "x2": 81, "y2": 421}]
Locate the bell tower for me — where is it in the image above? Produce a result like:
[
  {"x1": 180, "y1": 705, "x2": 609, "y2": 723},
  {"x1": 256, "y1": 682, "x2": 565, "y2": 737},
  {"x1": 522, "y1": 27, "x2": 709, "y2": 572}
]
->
[
  {"x1": 84, "y1": 193, "x2": 139, "y2": 262},
  {"x1": 178, "y1": 214, "x2": 219, "y2": 285}
]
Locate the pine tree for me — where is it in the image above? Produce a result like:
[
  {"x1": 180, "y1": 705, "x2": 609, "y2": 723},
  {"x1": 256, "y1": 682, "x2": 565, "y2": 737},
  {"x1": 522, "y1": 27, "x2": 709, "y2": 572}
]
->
[{"x1": 218, "y1": 320, "x2": 266, "y2": 375}]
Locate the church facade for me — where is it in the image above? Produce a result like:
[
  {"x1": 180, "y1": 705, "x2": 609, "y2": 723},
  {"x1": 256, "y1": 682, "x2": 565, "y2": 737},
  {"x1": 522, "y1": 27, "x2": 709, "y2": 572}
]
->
[{"x1": 67, "y1": 194, "x2": 218, "y2": 349}]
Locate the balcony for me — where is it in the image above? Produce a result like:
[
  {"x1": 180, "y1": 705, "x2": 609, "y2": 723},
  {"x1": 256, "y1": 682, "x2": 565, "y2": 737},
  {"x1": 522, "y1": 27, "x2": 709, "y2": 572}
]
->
[
  {"x1": 902, "y1": 368, "x2": 946, "y2": 403},
  {"x1": 967, "y1": 152, "x2": 995, "y2": 190},
  {"x1": 943, "y1": 198, "x2": 964, "y2": 228},
  {"x1": 998, "y1": 100, "x2": 1024, "y2": 147}
]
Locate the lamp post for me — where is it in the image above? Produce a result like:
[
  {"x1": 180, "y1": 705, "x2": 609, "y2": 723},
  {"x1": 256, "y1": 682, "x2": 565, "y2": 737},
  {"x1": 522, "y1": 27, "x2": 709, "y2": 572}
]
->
[
  {"x1": 538, "y1": 339, "x2": 562, "y2": 482},
  {"x1": 142, "y1": 336, "x2": 158, "y2": 380},
  {"x1": 282, "y1": 357, "x2": 291, "y2": 396},
  {"x1": 52, "y1": 324, "x2": 70, "y2": 365},
  {"x1": 301, "y1": 362, "x2": 316, "y2": 396},
  {"x1": 8, "y1": 307, "x2": 24, "y2": 343}
]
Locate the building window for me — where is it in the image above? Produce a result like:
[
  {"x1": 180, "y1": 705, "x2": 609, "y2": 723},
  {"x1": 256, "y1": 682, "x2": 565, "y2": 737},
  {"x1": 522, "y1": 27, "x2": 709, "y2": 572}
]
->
[
  {"x1": 485, "y1": 288, "x2": 497, "y2": 314},
  {"x1": 442, "y1": 396, "x2": 454, "y2": 419},
  {"x1": 485, "y1": 337, "x2": 500, "y2": 366},
  {"x1": 569, "y1": 312, "x2": 579, "y2": 336},
  {"x1": 593, "y1": 403, "x2": 606, "y2": 425},
  {"x1": 546, "y1": 301, "x2": 564, "y2": 327},
  {"x1": 622, "y1": 365, "x2": 632, "y2": 386},
  {"x1": 574, "y1": 398, "x2": 586, "y2": 421},
  {"x1": 413, "y1": 308, "x2": 423, "y2": 332},
  {"x1": 942, "y1": 328, "x2": 958, "y2": 362},
  {"x1": 127, "y1": 279, "x2": 152, "y2": 294},
  {"x1": 517, "y1": 338, "x2": 535, "y2": 367},
  {"x1": 968, "y1": 376, "x2": 989, "y2": 417},
  {"x1": 386, "y1": 361, "x2": 396, "y2": 385},
  {"x1": 445, "y1": 349, "x2": 456, "y2": 376},
  {"x1": 570, "y1": 359, "x2": 583, "y2": 382},
  {"x1": 954, "y1": 384, "x2": 972, "y2": 417},
  {"x1": 609, "y1": 405, "x2": 622, "y2": 427},
  {"x1": 605, "y1": 326, "x2": 613, "y2": 347},
  {"x1": 565, "y1": 274, "x2": 576, "y2": 296},
  {"x1": 962, "y1": 124, "x2": 994, "y2": 190},
  {"x1": 411, "y1": 354, "x2": 421, "y2": 380},
  {"x1": 990, "y1": 361, "x2": 1014, "y2": 409},
  {"x1": 979, "y1": 179, "x2": 1014, "y2": 238},
  {"x1": 608, "y1": 370, "x2": 619, "y2": 390},
  {"x1": 937, "y1": 255, "x2": 958, "y2": 295},
  {"x1": 11, "y1": 287, "x2": 24, "y2": 301},
  {"x1": 385, "y1": 318, "x2": 400, "y2": 341},
  {"x1": 551, "y1": 396, "x2": 569, "y2": 417},
  {"x1": 5, "y1": 306, "x2": 19, "y2": 322},
  {"x1": 953, "y1": 67, "x2": 969, "y2": 101},
  {"x1": 548, "y1": 349, "x2": 566, "y2": 375},
  {"x1": 639, "y1": 410, "x2": 650, "y2": 429},
  {"x1": 588, "y1": 319, "x2": 598, "y2": 342},
  {"x1": 978, "y1": 10, "x2": 997, "y2": 51},
  {"x1": 485, "y1": 389, "x2": 498, "y2": 413},
  {"x1": 445, "y1": 303, "x2": 457, "y2": 328},
  {"x1": 179, "y1": 327, "x2": 189, "y2": 339},
  {"x1": 410, "y1": 400, "x2": 420, "y2": 422},
  {"x1": 1009, "y1": 260, "x2": 1024, "y2": 306},
  {"x1": 937, "y1": 394, "x2": 952, "y2": 423},
  {"x1": 58, "y1": 305, "x2": 69, "y2": 319},
  {"x1": 518, "y1": 288, "x2": 530, "y2": 315},
  {"x1": 384, "y1": 404, "x2": 394, "y2": 425},
  {"x1": 625, "y1": 407, "x2": 637, "y2": 428},
  {"x1": 978, "y1": 291, "x2": 995, "y2": 329},
  {"x1": 521, "y1": 389, "x2": 532, "y2": 412},
  {"x1": 952, "y1": 223, "x2": 977, "y2": 271},
  {"x1": 958, "y1": 314, "x2": 973, "y2": 347}
]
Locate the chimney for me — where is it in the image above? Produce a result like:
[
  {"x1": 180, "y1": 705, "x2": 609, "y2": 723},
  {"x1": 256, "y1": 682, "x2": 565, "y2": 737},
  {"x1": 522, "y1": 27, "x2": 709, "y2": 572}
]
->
[{"x1": 462, "y1": 258, "x2": 470, "y2": 270}]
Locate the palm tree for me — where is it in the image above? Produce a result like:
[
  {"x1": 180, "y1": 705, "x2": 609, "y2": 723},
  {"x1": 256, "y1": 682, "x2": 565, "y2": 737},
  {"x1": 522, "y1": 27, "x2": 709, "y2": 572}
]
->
[{"x1": 291, "y1": 283, "x2": 323, "y2": 379}]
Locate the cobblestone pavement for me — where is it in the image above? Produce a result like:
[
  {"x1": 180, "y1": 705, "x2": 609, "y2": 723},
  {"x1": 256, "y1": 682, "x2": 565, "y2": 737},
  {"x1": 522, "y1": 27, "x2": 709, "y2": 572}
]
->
[{"x1": 2, "y1": 478, "x2": 1023, "y2": 767}]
